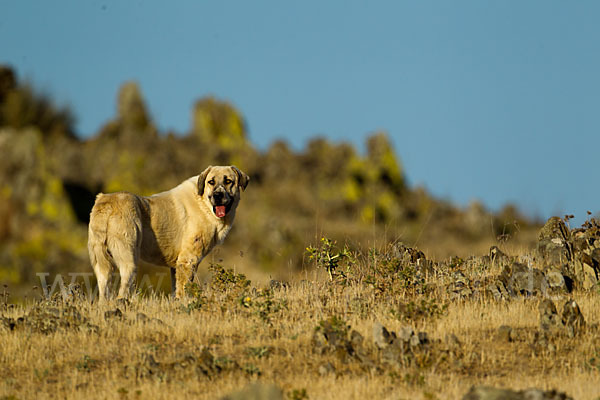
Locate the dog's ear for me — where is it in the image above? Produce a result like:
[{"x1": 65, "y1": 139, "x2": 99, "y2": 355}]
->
[
  {"x1": 197, "y1": 166, "x2": 213, "y2": 196},
  {"x1": 231, "y1": 165, "x2": 250, "y2": 191}
]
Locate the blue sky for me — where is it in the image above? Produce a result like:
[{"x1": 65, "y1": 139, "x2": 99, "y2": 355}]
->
[{"x1": 2, "y1": 1, "x2": 599, "y2": 224}]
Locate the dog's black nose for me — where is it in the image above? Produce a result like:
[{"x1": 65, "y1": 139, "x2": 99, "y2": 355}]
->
[{"x1": 212, "y1": 191, "x2": 224, "y2": 201}]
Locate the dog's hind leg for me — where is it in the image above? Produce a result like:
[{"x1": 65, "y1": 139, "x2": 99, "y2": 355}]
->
[
  {"x1": 88, "y1": 227, "x2": 114, "y2": 303},
  {"x1": 91, "y1": 253, "x2": 113, "y2": 302},
  {"x1": 110, "y1": 228, "x2": 141, "y2": 299},
  {"x1": 113, "y1": 246, "x2": 139, "y2": 299},
  {"x1": 170, "y1": 268, "x2": 176, "y2": 298}
]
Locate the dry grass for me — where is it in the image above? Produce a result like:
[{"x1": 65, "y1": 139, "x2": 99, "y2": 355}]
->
[{"x1": 1, "y1": 250, "x2": 599, "y2": 400}]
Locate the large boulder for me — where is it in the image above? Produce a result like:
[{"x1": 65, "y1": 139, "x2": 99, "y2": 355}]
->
[
  {"x1": 537, "y1": 217, "x2": 572, "y2": 265},
  {"x1": 463, "y1": 386, "x2": 572, "y2": 400}
]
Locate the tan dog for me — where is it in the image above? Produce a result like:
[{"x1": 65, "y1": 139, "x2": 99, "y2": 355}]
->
[{"x1": 88, "y1": 165, "x2": 249, "y2": 301}]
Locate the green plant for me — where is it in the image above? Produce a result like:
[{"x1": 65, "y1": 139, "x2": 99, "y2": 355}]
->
[
  {"x1": 209, "y1": 264, "x2": 251, "y2": 294},
  {"x1": 179, "y1": 282, "x2": 207, "y2": 314},
  {"x1": 245, "y1": 346, "x2": 272, "y2": 359},
  {"x1": 242, "y1": 362, "x2": 261, "y2": 376},
  {"x1": 75, "y1": 355, "x2": 96, "y2": 372},
  {"x1": 364, "y1": 245, "x2": 431, "y2": 296},
  {"x1": 288, "y1": 388, "x2": 309, "y2": 400},
  {"x1": 306, "y1": 237, "x2": 355, "y2": 281},
  {"x1": 240, "y1": 288, "x2": 287, "y2": 324},
  {"x1": 315, "y1": 315, "x2": 349, "y2": 339}
]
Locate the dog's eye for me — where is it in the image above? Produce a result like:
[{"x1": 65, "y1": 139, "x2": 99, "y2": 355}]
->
[
  {"x1": 208, "y1": 179, "x2": 215, "y2": 186},
  {"x1": 224, "y1": 178, "x2": 232, "y2": 185}
]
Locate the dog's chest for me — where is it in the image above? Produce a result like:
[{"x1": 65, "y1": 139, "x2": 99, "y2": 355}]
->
[{"x1": 190, "y1": 223, "x2": 231, "y2": 255}]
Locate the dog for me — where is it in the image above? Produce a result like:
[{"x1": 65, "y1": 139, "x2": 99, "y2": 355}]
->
[{"x1": 88, "y1": 165, "x2": 249, "y2": 301}]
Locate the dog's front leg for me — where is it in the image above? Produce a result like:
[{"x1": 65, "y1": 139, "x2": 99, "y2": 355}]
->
[{"x1": 174, "y1": 255, "x2": 200, "y2": 299}]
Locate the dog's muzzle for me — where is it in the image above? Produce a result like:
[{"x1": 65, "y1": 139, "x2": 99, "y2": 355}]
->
[{"x1": 210, "y1": 189, "x2": 232, "y2": 218}]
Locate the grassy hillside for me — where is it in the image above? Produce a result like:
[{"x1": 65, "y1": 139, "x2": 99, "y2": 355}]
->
[
  {"x1": 0, "y1": 65, "x2": 538, "y2": 297},
  {"x1": 1, "y1": 231, "x2": 599, "y2": 399},
  {"x1": 1, "y1": 65, "x2": 599, "y2": 399}
]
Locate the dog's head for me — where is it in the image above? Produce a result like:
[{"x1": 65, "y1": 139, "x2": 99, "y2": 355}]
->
[{"x1": 197, "y1": 165, "x2": 249, "y2": 219}]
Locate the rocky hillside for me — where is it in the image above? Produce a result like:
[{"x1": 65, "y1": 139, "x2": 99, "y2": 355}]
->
[{"x1": 0, "y1": 65, "x2": 539, "y2": 296}]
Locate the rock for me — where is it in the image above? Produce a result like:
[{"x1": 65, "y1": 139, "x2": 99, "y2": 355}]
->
[
  {"x1": 390, "y1": 242, "x2": 434, "y2": 277},
  {"x1": 221, "y1": 383, "x2": 283, "y2": 400},
  {"x1": 311, "y1": 330, "x2": 328, "y2": 355},
  {"x1": 539, "y1": 299, "x2": 563, "y2": 333},
  {"x1": 543, "y1": 267, "x2": 567, "y2": 293},
  {"x1": 463, "y1": 386, "x2": 573, "y2": 400},
  {"x1": 197, "y1": 348, "x2": 220, "y2": 377},
  {"x1": 115, "y1": 298, "x2": 130, "y2": 309},
  {"x1": 62, "y1": 283, "x2": 87, "y2": 303},
  {"x1": 381, "y1": 340, "x2": 406, "y2": 368},
  {"x1": 591, "y1": 247, "x2": 600, "y2": 265},
  {"x1": 495, "y1": 325, "x2": 514, "y2": 342},
  {"x1": 447, "y1": 271, "x2": 473, "y2": 300},
  {"x1": 397, "y1": 325, "x2": 414, "y2": 342},
  {"x1": 490, "y1": 246, "x2": 512, "y2": 266},
  {"x1": 372, "y1": 322, "x2": 394, "y2": 349},
  {"x1": 539, "y1": 299, "x2": 585, "y2": 338},
  {"x1": 318, "y1": 362, "x2": 335, "y2": 376},
  {"x1": 561, "y1": 300, "x2": 585, "y2": 338},
  {"x1": 445, "y1": 333, "x2": 461, "y2": 349},
  {"x1": 486, "y1": 280, "x2": 510, "y2": 301},
  {"x1": 268, "y1": 280, "x2": 288, "y2": 290},
  {"x1": 538, "y1": 233, "x2": 572, "y2": 266},
  {"x1": 576, "y1": 260, "x2": 598, "y2": 290},
  {"x1": 539, "y1": 217, "x2": 570, "y2": 242},
  {"x1": 350, "y1": 329, "x2": 364, "y2": 347},
  {"x1": 104, "y1": 308, "x2": 123, "y2": 321},
  {"x1": 500, "y1": 263, "x2": 547, "y2": 297},
  {"x1": 462, "y1": 386, "x2": 524, "y2": 400},
  {"x1": 409, "y1": 334, "x2": 421, "y2": 348}
]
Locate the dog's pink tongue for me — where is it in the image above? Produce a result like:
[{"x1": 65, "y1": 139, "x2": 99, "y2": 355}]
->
[{"x1": 215, "y1": 206, "x2": 226, "y2": 218}]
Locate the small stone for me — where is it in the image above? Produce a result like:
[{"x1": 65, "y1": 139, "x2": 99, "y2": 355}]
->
[
  {"x1": 445, "y1": 333, "x2": 461, "y2": 349},
  {"x1": 409, "y1": 334, "x2": 421, "y2": 348},
  {"x1": 318, "y1": 362, "x2": 335, "y2": 376},
  {"x1": 462, "y1": 385, "x2": 573, "y2": 400},
  {"x1": 104, "y1": 308, "x2": 123, "y2": 320},
  {"x1": 311, "y1": 330, "x2": 328, "y2": 354},
  {"x1": 269, "y1": 280, "x2": 288, "y2": 290},
  {"x1": 490, "y1": 246, "x2": 510, "y2": 265},
  {"x1": 462, "y1": 386, "x2": 523, "y2": 400},
  {"x1": 350, "y1": 329, "x2": 364, "y2": 347},
  {"x1": 539, "y1": 299, "x2": 563, "y2": 333},
  {"x1": 398, "y1": 325, "x2": 414, "y2": 342},
  {"x1": 486, "y1": 280, "x2": 509, "y2": 301},
  {"x1": 372, "y1": 322, "x2": 393, "y2": 349},
  {"x1": 496, "y1": 325, "x2": 514, "y2": 342},
  {"x1": 562, "y1": 300, "x2": 585, "y2": 337},
  {"x1": 115, "y1": 298, "x2": 130, "y2": 309}
]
